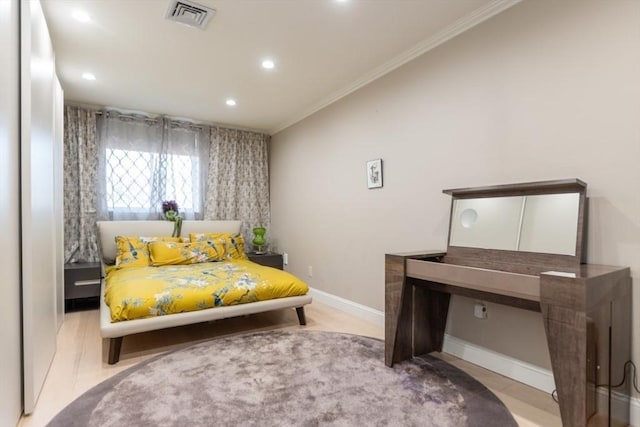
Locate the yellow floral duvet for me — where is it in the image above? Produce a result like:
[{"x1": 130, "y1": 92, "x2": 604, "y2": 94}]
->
[{"x1": 104, "y1": 260, "x2": 309, "y2": 322}]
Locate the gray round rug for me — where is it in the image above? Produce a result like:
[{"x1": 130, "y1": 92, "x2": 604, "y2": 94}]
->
[{"x1": 48, "y1": 330, "x2": 517, "y2": 427}]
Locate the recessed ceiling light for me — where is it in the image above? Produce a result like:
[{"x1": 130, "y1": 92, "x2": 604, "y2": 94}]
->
[
  {"x1": 226, "y1": 99, "x2": 236, "y2": 106},
  {"x1": 72, "y1": 10, "x2": 91, "y2": 23},
  {"x1": 82, "y1": 72, "x2": 96, "y2": 81},
  {"x1": 261, "y1": 59, "x2": 275, "y2": 70}
]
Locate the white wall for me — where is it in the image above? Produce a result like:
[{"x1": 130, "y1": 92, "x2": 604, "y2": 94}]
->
[
  {"x1": 0, "y1": 0, "x2": 24, "y2": 424},
  {"x1": 270, "y1": 0, "x2": 640, "y2": 372},
  {"x1": 21, "y1": 0, "x2": 61, "y2": 414}
]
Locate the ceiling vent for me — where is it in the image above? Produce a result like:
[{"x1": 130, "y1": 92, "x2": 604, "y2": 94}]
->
[{"x1": 165, "y1": 0, "x2": 215, "y2": 30}]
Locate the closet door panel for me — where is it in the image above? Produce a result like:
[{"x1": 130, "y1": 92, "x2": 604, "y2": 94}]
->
[
  {"x1": 0, "y1": 0, "x2": 24, "y2": 424},
  {"x1": 54, "y1": 77, "x2": 65, "y2": 330},
  {"x1": 21, "y1": 0, "x2": 59, "y2": 414}
]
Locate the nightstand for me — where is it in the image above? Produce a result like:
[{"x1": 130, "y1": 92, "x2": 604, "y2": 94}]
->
[
  {"x1": 64, "y1": 262, "x2": 101, "y2": 309},
  {"x1": 247, "y1": 252, "x2": 283, "y2": 270}
]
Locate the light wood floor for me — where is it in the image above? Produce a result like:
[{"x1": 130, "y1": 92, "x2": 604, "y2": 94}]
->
[{"x1": 19, "y1": 301, "x2": 562, "y2": 427}]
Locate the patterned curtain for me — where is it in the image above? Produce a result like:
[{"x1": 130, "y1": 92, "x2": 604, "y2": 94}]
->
[
  {"x1": 63, "y1": 105, "x2": 100, "y2": 263},
  {"x1": 204, "y1": 127, "x2": 271, "y2": 245}
]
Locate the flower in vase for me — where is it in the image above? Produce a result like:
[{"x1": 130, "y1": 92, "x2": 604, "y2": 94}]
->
[
  {"x1": 162, "y1": 200, "x2": 179, "y2": 218},
  {"x1": 161, "y1": 200, "x2": 183, "y2": 237}
]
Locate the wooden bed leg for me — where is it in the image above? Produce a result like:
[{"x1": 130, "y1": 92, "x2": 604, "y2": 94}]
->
[
  {"x1": 108, "y1": 337, "x2": 123, "y2": 365},
  {"x1": 295, "y1": 307, "x2": 307, "y2": 325}
]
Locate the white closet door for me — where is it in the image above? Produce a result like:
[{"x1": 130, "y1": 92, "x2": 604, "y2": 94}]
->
[
  {"x1": 21, "y1": 0, "x2": 59, "y2": 414},
  {"x1": 54, "y1": 77, "x2": 65, "y2": 330},
  {"x1": 0, "y1": 0, "x2": 24, "y2": 424}
]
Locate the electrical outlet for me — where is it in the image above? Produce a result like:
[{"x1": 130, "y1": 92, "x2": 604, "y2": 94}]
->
[
  {"x1": 283, "y1": 253, "x2": 288, "y2": 265},
  {"x1": 307, "y1": 266, "x2": 313, "y2": 277},
  {"x1": 474, "y1": 303, "x2": 487, "y2": 319}
]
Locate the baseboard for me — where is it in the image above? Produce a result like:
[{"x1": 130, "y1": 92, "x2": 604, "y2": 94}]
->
[
  {"x1": 442, "y1": 333, "x2": 556, "y2": 393},
  {"x1": 310, "y1": 288, "x2": 638, "y2": 424},
  {"x1": 308, "y1": 287, "x2": 384, "y2": 326},
  {"x1": 630, "y1": 395, "x2": 640, "y2": 427},
  {"x1": 597, "y1": 387, "x2": 640, "y2": 426}
]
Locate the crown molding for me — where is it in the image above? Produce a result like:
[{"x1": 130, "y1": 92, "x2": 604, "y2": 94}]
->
[{"x1": 269, "y1": 0, "x2": 522, "y2": 135}]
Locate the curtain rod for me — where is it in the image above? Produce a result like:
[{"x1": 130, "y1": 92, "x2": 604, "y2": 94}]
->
[{"x1": 65, "y1": 101, "x2": 268, "y2": 134}]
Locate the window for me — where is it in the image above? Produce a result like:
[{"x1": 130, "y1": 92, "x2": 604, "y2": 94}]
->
[
  {"x1": 98, "y1": 113, "x2": 209, "y2": 220},
  {"x1": 105, "y1": 149, "x2": 200, "y2": 213},
  {"x1": 106, "y1": 149, "x2": 153, "y2": 210}
]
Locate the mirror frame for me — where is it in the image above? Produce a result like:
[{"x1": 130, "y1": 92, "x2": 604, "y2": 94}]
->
[{"x1": 442, "y1": 179, "x2": 587, "y2": 275}]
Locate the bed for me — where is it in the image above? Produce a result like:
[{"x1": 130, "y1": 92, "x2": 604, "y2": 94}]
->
[{"x1": 97, "y1": 220, "x2": 312, "y2": 364}]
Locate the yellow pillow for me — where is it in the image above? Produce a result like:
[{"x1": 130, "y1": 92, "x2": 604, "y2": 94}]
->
[
  {"x1": 115, "y1": 236, "x2": 182, "y2": 269},
  {"x1": 189, "y1": 232, "x2": 248, "y2": 260},
  {"x1": 149, "y1": 240, "x2": 226, "y2": 266}
]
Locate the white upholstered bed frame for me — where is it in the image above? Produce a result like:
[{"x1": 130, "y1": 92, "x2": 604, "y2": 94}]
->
[{"x1": 97, "y1": 220, "x2": 312, "y2": 364}]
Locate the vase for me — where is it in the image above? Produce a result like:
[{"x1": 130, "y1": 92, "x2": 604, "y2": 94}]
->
[{"x1": 252, "y1": 227, "x2": 266, "y2": 254}]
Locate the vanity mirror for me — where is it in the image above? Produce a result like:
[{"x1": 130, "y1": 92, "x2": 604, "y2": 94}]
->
[
  {"x1": 444, "y1": 178, "x2": 587, "y2": 263},
  {"x1": 449, "y1": 192, "x2": 580, "y2": 255}
]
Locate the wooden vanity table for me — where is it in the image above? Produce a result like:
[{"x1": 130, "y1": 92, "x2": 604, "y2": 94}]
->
[{"x1": 385, "y1": 179, "x2": 631, "y2": 426}]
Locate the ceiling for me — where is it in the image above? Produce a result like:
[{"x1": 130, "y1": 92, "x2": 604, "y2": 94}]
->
[{"x1": 42, "y1": 0, "x2": 517, "y2": 134}]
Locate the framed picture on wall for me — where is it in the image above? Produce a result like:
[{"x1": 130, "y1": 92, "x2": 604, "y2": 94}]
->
[{"x1": 366, "y1": 158, "x2": 383, "y2": 189}]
